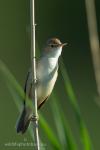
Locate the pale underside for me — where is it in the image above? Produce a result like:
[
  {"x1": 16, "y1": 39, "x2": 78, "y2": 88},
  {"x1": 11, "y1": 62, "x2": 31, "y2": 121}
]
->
[{"x1": 24, "y1": 57, "x2": 58, "y2": 109}]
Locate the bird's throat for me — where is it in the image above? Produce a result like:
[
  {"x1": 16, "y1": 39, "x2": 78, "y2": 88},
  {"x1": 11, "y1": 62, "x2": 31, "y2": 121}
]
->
[{"x1": 37, "y1": 48, "x2": 62, "y2": 81}]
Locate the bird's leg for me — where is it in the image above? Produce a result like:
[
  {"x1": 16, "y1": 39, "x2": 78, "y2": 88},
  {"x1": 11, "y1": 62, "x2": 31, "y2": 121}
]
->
[{"x1": 31, "y1": 114, "x2": 39, "y2": 122}]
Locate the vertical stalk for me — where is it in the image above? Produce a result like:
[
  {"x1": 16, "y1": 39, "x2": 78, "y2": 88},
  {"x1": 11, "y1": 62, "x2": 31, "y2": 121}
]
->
[
  {"x1": 85, "y1": 0, "x2": 100, "y2": 97},
  {"x1": 30, "y1": 0, "x2": 40, "y2": 149}
]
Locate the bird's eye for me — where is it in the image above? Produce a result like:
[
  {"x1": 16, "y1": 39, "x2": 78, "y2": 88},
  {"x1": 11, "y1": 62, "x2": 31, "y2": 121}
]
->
[{"x1": 50, "y1": 44, "x2": 54, "y2": 48}]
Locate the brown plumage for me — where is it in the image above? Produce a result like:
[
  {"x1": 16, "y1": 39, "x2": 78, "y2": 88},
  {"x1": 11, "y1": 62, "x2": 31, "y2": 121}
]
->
[{"x1": 16, "y1": 38, "x2": 67, "y2": 134}]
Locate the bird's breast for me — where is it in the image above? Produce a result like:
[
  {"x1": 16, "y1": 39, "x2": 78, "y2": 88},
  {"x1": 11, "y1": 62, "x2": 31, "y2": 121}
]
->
[
  {"x1": 37, "y1": 57, "x2": 58, "y2": 80},
  {"x1": 37, "y1": 70, "x2": 58, "y2": 102},
  {"x1": 36, "y1": 57, "x2": 58, "y2": 102}
]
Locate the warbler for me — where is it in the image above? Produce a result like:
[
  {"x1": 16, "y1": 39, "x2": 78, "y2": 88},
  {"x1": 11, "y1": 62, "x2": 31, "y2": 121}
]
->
[{"x1": 16, "y1": 38, "x2": 67, "y2": 133}]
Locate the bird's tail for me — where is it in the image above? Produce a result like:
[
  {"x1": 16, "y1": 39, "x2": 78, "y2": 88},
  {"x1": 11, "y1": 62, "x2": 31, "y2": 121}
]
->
[{"x1": 16, "y1": 106, "x2": 32, "y2": 134}]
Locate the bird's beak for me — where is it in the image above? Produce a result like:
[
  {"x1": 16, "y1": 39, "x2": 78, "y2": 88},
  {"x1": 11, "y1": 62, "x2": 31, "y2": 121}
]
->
[{"x1": 60, "y1": 43, "x2": 68, "y2": 47}]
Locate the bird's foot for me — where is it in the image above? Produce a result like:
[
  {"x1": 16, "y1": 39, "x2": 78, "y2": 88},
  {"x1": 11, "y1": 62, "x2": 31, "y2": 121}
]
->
[{"x1": 31, "y1": 114, "x2": 39, "y2": 122}]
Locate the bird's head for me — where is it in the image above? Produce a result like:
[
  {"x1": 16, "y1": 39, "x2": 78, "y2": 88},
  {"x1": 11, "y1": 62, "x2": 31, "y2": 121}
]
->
[{"x1": 43, "y1": 38, "x2": 67, "y2": 58}]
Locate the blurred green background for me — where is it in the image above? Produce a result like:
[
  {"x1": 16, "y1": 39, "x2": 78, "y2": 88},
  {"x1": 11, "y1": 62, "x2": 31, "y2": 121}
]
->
[{"x1": 0, "y1": 0, "x2": 100, "y2": 149}]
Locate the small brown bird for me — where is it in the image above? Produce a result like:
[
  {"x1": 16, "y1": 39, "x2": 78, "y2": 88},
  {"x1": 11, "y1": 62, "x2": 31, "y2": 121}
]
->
[{"x1": 16, "y1": 38, "x2": 67, "y2": 133}]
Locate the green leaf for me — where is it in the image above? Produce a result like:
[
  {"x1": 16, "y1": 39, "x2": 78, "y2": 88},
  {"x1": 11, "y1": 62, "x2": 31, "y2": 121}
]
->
[
  {"x1": 39, "y1": 114, "x2": 61, "y2": 149},
  {"x1": 51, "y1": 93, "x2": 77, "y2": 150},
  {"x1": 60, "y1": 60, "x2": 94, "y2": 150}
]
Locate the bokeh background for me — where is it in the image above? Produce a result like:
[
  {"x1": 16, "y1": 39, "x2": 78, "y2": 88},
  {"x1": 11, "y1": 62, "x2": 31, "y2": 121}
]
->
[{"x1": 0, "y1": 0, "x2": 100, "y2": 149}]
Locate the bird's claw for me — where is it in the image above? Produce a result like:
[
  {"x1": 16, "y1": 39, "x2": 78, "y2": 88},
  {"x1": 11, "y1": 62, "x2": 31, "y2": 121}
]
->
[{"x1": 31, "y1": 114, "x2": 39, "y2": 122}]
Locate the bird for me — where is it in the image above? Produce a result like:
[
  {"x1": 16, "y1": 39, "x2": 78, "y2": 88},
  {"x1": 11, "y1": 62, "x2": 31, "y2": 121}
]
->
[{"x1": 16, "y1": 37, "x2": 67, "y2": 134}]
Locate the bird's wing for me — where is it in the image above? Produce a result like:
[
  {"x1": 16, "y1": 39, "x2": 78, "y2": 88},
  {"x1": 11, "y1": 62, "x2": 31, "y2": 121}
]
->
[
  {"x1": 37, "y1": 95, "x2": 49, "y2": 109},
  {"x1": 23, "y1": 69, "x2": 32, "y2": 105},
  {"x1": 24, "y1": 59, "x2": 39, "y2": 105}
]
